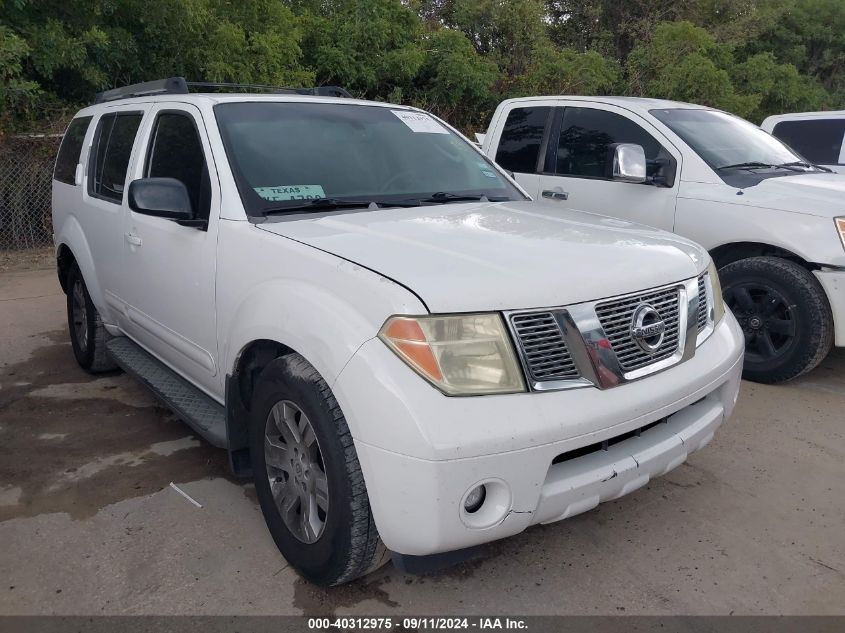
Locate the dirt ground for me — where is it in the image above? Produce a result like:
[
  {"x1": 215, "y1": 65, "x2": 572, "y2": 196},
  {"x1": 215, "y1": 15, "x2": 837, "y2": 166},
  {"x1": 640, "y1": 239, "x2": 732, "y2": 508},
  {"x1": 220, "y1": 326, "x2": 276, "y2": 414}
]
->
[{"x1": 0, "y1": 266, "x2": 843, "y2": 615}]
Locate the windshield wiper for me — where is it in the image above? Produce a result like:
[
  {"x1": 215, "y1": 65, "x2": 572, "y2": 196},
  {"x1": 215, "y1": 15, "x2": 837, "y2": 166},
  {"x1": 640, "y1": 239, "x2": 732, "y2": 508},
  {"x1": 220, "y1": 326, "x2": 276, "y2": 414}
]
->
[
  {"x1": 419, "y1": 192, "x2": 510, "y2": 204},
  {"x1": 718, "y1": 161, "x2": 806, "y2": 172},
  {"x1": 261, "y1": 197, "x2": 422, "y2": 215},
  {"x1": 262, "y1": 198, "x2": 375, "y2": 215},
  {"x1": 779, "y1": 161, "x2": 832, "y2": 172},
  {"x1": 717, "y1": 161, "x2": 778, "y2": 171}
]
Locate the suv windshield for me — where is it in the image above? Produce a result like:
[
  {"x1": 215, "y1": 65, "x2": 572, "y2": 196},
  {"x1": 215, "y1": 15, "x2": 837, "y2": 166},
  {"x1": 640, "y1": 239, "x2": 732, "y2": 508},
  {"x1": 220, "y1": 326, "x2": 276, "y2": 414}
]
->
[
  {"x1": 214, "y1": 102, "x2": 524, "y2": 215},
  {"x1": 650, "y1": 108, "x2": 815, "y2": 173}
]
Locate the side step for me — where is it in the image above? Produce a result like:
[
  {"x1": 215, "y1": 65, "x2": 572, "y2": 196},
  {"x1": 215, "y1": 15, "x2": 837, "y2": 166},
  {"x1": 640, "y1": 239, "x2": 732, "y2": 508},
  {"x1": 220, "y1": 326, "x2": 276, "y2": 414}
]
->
[{"x1": 106, "y1": 337, "x2": 228, "y2": 448}]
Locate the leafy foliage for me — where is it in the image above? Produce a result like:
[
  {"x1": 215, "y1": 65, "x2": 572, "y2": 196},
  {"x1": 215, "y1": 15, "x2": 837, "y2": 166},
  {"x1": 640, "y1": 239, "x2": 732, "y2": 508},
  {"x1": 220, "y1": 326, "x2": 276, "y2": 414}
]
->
[{"x1": 0, "y1": 0, "x2": 843, "y2": 133}]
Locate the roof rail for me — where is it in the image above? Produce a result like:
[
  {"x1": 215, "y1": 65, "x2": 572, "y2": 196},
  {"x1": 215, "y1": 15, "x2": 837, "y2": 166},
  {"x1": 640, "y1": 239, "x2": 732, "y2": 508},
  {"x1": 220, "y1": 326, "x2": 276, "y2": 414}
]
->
[
  {"x1": 186, "y1": 82, "x2": 353, "y2": 98},
  {"x1": 94, "y1": 77, "x2": 353, "y2": 103},
  {"x1": 94, "y1": 77, "x2": 189, "y2": 103}
]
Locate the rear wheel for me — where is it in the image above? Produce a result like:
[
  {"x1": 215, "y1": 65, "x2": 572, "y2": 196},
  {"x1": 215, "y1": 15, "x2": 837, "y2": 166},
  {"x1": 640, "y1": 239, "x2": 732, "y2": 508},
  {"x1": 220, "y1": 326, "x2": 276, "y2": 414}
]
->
[
  {"x1": 720, "y1": 256, "x2": 833, "y2": 383},
  {"x1": 249, "y1": 354, "x2": 388, "y2": 586},
  {"x1": 66, "y1": 263, "x2": 117, "y2": 373}
]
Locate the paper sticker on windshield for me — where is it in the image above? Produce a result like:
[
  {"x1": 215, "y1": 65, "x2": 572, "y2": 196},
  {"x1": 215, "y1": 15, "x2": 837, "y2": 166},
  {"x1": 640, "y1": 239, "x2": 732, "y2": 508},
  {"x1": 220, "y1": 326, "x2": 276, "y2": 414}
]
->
[
  {"x1": 392, "y1": 110, "x2": 449, "y2": 134},
  {"x1": 254, "y1": 185, "x2": 326, "y2": 201}
]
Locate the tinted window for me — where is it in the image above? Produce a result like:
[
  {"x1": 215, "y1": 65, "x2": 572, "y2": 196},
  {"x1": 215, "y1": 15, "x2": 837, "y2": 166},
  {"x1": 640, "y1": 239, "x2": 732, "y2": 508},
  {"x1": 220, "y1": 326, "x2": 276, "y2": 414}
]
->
[
  {"x1": 772, "y1": 119, "x2": 845, "y2": 165},
  {"x1": 556, "y1": 107, "x2": 662, "y2": 178},
  {"x1": 494, "y1": 107, "x2": 551, "y2": 174},
  {"x1": 54, "y1": 117, "x2": 92, "y2": 185},
  {"x1": 146, "y1": 112, "x2": 210, "y2": 219},
  {"x1": 89, "y1": 113, "x2": 142, "y2": 203}
]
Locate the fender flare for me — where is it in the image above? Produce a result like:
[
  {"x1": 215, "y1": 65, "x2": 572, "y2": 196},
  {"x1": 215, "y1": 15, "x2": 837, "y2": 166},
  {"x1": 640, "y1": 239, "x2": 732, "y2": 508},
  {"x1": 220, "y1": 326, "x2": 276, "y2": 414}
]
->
[{"x1": 55, "y1": 216, "x2": 109, "y2": 317}]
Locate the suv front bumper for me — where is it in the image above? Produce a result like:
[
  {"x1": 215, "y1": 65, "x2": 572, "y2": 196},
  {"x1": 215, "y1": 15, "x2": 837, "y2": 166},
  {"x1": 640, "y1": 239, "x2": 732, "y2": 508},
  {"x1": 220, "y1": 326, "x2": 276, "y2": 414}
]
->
[{"x1": 334, "y1": 312, "x2": 744, "y2": 556}]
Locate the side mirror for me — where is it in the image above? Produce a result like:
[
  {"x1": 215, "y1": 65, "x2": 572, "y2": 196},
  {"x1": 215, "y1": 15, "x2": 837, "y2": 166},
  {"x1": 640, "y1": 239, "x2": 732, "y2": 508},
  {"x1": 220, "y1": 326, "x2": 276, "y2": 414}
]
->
[
  {"x1": 610, "y1": 143, "x2": 647, "y2": 183},
  {"x1": 128, "y1": 178, "x2": 195, "y2": 222}
]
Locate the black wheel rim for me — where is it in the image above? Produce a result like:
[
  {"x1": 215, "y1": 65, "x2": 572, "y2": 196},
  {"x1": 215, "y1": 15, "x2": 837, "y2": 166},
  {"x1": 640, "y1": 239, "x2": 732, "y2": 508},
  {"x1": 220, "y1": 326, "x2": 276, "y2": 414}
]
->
[{"x1": 723, "y1": 282, "x2": 796, "y2": 363}]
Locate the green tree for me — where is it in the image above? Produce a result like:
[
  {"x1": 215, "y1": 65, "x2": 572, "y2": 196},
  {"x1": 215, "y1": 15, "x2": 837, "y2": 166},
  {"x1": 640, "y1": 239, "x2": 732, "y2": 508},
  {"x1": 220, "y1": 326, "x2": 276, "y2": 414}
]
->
[
  {"x1": 411, "y1": 28, "x2": 498, "y2": 129},
  {"x1": 626, "y1": 21, "x2": 758, "y2": 117},
  {"x1": 517, "y1": 45, "x2": 621, "y2": 96}
]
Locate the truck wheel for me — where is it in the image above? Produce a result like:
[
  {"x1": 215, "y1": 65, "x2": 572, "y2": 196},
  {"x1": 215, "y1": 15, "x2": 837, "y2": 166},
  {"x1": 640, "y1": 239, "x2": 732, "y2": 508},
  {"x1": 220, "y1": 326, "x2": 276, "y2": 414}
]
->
[
  {"x1": 66, "y1": 263, "x2": 117, "y2": 373},
  {"x1": 720, "y1": 256, "x2": 833, "y2": 383},
  {"x1": 249, "y1": 354, "x2": 388, "y2": 586}
]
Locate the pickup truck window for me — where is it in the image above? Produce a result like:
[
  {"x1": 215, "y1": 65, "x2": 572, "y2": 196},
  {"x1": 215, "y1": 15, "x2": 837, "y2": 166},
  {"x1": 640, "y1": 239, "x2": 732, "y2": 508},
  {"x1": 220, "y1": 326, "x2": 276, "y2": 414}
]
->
[
  {"x1": 54, "y1": 116, "x2": 92, "y2": 185},
  {"x1": 555, "y1": 107, "x2": 661, "y2": 178},
  {"x1": 494, "y1": 106, "x2": 551, "y2": 174},
  {"x1": 651, "y1": 108, "x2": 803, "y2": 172},
  {"x1": 215, "y1": 102, "x2": 523, "y2": 215},
  {"x1": 772, "y1": 119, "x2": 845, "y2": 165},
  {"x1": 89, "y1": 112, "x2": 143, "y2": 203},
  {"x1": 145, "y1": 111, "x2": 211, "y2": 220}
]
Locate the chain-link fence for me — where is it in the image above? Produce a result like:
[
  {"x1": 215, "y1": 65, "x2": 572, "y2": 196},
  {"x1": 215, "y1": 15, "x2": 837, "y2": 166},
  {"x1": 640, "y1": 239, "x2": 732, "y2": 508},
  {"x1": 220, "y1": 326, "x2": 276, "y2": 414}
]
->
[{"x1": 0, "y1": 132, "x2": 63, "y2": 250}]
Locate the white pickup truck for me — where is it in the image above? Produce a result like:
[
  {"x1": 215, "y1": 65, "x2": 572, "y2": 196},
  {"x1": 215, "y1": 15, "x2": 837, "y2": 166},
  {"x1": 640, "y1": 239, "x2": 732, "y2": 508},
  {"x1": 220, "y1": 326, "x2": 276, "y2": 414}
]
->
[
  {"x1": 481, "y1": 97, "x2": 845, "y2": 383},
  {"x1": 52, "y1": 79, "x2": 743, "y2": 585}
]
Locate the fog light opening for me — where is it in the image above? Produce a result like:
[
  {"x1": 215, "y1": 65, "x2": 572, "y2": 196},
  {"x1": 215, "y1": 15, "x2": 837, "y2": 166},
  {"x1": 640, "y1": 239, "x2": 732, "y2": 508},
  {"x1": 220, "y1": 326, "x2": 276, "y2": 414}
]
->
[{"x1": 463, "y1": 484, "x2": 487, "y2": 514}]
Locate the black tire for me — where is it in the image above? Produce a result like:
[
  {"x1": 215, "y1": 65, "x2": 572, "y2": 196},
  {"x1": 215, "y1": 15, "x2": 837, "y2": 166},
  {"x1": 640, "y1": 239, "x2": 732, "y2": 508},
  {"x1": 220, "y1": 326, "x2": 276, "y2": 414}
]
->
[
  {"x1": 66, "y1": 263, "x2": 117, "y2": 373},
  {"x1": 249, "y1": 354, "x2": 388, "y2": 586},
  {"x1": 720, "y1": 256, "x2": 833, "y2": 383}
]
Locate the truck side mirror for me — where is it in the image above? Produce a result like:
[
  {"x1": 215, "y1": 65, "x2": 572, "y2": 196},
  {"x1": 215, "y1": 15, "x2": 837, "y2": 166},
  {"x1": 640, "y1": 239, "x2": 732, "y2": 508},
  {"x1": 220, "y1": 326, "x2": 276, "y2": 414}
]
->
[
  {"x1": 610, "y1": 143, "x2": 647, "y2": 183},
  {"x1": 128, "y1": 177, "x2": 198, "y2": 225}
]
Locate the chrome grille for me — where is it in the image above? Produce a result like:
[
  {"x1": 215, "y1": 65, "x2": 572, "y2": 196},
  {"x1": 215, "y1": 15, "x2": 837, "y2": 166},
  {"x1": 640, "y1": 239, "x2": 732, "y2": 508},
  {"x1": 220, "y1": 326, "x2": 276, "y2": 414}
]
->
[
  {"x1": 697, "y1": 275, "x2": 708, "y2": 332},
  {"x1": 510, "y1": 312, "x2": 579, "y2": 381},
  {"x1": 595, "y1": 286, "x2": 682, "y2": 372}
]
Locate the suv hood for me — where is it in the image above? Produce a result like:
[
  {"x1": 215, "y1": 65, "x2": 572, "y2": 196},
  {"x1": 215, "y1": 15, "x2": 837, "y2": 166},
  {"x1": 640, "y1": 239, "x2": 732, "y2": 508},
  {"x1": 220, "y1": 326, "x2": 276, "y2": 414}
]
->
[
  {"x1": 738, "y1": 173, "x2": 845, "y2": 217},
  {"x1": 258, "y1": 201, "x2": 707, "y2": 312}
]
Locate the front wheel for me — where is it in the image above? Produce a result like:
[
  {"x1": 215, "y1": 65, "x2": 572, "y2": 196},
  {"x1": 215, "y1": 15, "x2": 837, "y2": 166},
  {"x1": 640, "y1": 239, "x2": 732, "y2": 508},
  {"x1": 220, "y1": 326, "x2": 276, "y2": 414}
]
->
[
  {"x1": 720, "y1": 256, "x2": 833, "y2": 383},
  {"x1": 249, "y1": 354, "x2": 388, "y2": 586}
]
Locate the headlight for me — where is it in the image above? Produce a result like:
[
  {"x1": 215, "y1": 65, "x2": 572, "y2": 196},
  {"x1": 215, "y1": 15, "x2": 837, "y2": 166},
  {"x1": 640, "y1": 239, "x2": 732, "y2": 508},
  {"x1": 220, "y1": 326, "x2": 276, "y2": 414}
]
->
[
  {"x1": 378, "y1": 314, "x2": 526, "y2": 395},
  {"x1": 707, "y1": 259, "x2": 726, "y2": 324},
  {"x1": 836, "y1": 217, "x2": 845, "y2": 251}
]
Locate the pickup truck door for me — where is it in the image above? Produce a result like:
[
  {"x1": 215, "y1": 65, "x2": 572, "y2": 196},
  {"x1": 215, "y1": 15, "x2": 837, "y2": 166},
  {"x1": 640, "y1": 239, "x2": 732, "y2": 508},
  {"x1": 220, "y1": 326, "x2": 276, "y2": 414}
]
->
[
  {"x1": 119, "y1": 103, "x2": 221, "y2": 396},
  {"x1": 490, "y1": 101, "x2": 681, "y2": 232},
  {"x1": 536, "y1": 104, "x2": 681, "y2": 231}
]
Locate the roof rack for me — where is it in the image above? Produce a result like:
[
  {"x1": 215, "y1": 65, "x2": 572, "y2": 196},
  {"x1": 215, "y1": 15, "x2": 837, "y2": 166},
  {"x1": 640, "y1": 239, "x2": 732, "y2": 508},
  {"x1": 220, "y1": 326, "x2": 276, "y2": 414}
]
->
[{"x1": 94, "y1": 77, "x2": 352, "y2": 103}]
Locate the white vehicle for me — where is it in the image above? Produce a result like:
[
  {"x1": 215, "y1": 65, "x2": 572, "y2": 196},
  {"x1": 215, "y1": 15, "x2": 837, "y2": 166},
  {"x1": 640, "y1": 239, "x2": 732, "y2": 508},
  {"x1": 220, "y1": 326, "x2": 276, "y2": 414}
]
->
[
  {"x1": 482, "y1": 97, "x2": 845, "y2": 383},
  {"x1": 761, "y1": 111, "x2": 845, "y2": 174},
  {"x1": 52, "y1": 78, "x2": 743, "y2": 586}
]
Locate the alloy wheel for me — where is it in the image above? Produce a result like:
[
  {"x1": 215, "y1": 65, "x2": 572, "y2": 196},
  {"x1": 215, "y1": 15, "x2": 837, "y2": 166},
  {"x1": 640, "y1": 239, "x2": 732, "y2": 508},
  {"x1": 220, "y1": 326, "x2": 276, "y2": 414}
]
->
[{"x1": 264, "y1": 400, "x2": 329, "y2": 544}]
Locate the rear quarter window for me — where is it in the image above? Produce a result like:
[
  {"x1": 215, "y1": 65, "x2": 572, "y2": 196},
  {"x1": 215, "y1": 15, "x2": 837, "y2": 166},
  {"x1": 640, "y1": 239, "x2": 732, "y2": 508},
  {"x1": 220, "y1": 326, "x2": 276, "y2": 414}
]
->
[
  {"x1": 54, "y1": 116, "x2": 92, "y2": 185},
  {"x1": 494, "y1": 106, "x2": 551, "y2": 174},
  {"x1": 771, "y1": 119, "x2": 845, "y2": 165}
]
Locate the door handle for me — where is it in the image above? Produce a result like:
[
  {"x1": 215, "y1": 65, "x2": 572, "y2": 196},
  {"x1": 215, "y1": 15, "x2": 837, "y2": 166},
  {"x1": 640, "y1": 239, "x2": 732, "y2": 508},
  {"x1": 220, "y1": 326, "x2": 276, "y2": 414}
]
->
[
  {"x1": 125, "y1": 232, "x2": 142, "y2": 246},
  {"x1": 542, "y1": 189, "x2": 569, "y2": 201}
]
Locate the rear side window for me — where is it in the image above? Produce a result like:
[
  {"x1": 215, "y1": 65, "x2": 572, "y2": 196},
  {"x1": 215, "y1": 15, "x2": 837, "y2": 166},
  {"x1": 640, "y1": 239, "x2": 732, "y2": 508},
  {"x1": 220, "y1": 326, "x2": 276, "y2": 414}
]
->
[
  {"x1": 494, "y1": 106, "x2": 551, "y2": 174},
  {"x1": 556, "y1": 107, "x2": 662, "y2": 178},
  {"x1": 145, "y1": 112, "x2": 210, "y2": 220},
  {"x1": 771, "y1": 119, "x2": 845, "y2": 165},
  {"x1": 54, "y1": 116, "x2": 92, "y2": 185},
  {"x1": 89, "y1": 112, "x2": 143, "y2": 203}
]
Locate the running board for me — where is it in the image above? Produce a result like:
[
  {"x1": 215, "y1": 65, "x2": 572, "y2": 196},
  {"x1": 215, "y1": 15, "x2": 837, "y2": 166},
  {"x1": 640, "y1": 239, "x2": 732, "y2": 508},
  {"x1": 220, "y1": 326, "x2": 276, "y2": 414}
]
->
[{"x1": 106, "y1": 337, "x2": 228, "y2": 448}]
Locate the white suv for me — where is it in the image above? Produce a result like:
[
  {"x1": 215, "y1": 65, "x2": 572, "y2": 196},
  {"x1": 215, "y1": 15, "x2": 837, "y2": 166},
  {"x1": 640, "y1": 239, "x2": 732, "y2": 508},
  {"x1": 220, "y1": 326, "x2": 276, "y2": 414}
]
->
[
  {"x1": 52, "y1": 78, "x2": 743, "y2": 585},
  {"x1": 482, "y1": 97, "x2": 845, "y2": 383}
]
